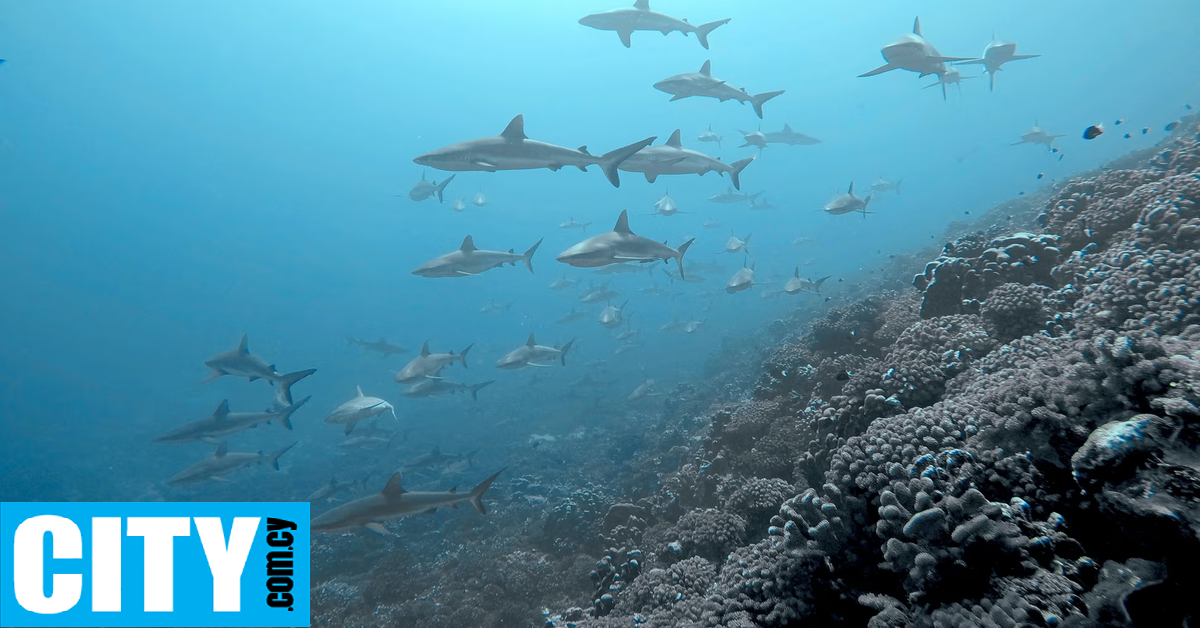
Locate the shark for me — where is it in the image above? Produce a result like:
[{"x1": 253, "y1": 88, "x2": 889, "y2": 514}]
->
[
  {"x1": 708, "y1": 187, "x2": 761, "y2": 204},
  {"x1": 859, "y1": 17, "x2": 971, "y2": 79},
  {"x1": 556, "y1": 210, "x2": 695, "y2": 279},
  {"x1": 310, "y1": 468, "x2": 505, "y2": 536},
  {"x1": 395, "y1": 341, "x2": 473, "y2": 384},
  {"x1": 167, "y1": 442, "x2": 296, "y2": 485},
  {"x1": 784, "y1": 269, "x2": 832, "y2": 295},
  {"x1": 402, "y1": 378, "x2": 494, "y2": 400},
  {"x1": 653, "y1": 61, "x2": 785, "y2": 119},
  {"x1": 720, "y1": 233, "x2": 751, "y2": 254},
  {"x1": 559, "y1": 218, "x2": 593, "y2": 231},
  {"x1": 203, "y1": 335, "x2": 283, "y2": 383},
  {"x1": 346, "y1": 337, "x2": 408, "y2": 358},
  {"x1": 578, "y1": 0, "x2": 731, "y2": 49},
  {"x1": 598, "y1": 301, "x2": 629, "y2": 328},
  {"x1": 557, "y1": 308, "x2": 589, "y2": 324},
  {"x1": 628, "y1": 379, "x2": 662, "y2": 401},
  {"x1": 822, "y1": 183, "x2": 872, "y2": 217},
  {"x1": 923, "y1": 67, "x2": 974, "y2": 100},
  {"x1": 412, "y1": 115, "x2": 655, "y2": 188},
  {"x1": 619, "y1": 130, "x2": 756, "y2": 188},
  {"x1": 650, "y1": 189, "x2": 683, "y2": 216},
  {"x1": 703, "y1": 218, "x2": 722, "y2": 229},
  {"x1": 697, "y1": 124, "x2": 723, "y2": 148},
  {"x1": 763, "y1": 124, "x2": 821, "y2": 146},
  {"x1": 683, "y1": 319, "x2": 705, "y2": 333},
  {"x1": 398, "y1": 447, "x2": 479, "y2": 475},
  {"x1": 154, "y1": 397, "x2": 310, "y2": 444},
  {"x1": 1012, "y1": 123, "x2": 1063, "y2": 151},
  {"x1": 412, "y1": 235, "x2": 543, "y2": 278},
  {"x1": 750, "y1": 196, "x2": 778, "y2": 211},
  {"x1": 869, "y1": 178, "x2": 904, "y2": 195},
  {"x1": 480, "y1": 300, "x2": 512, "y2": 314},
  {"x1": 472, "y1": 189, "x2": 488, "y2": 207},
  {"x1": 739, "y1": 129, "x2": 768, "y2": 151},
  {"x1": 580, "y1": 281, "x2": 620, "y2": 303},
  {"x1": 306, "y1": 476, "x2": 367, "y2": 502},
  {"x1": 450, "y1": 198, "x2": 469, "y2": 212},
  {"x1": 956, "y1": 39, "x2": 1039, "y2": 91},
  {"x1": 549, "y1": 276, "x2": 580, "y2": 291},
  {"x1": 406, "y1": 171, "x2": 456, "y2": 203},
  {"x1": 725, "y1": 261, "x2": 756, "y2": 294},
  {"x1": 268, "y1": 368, "x2": 317, "y2": 413},
  {"x1": 325, "y1": 386, "x2": 398, "y2": 435},
  {"x1": 495, "y1": 333, "x2": 575, "y2": 369}
]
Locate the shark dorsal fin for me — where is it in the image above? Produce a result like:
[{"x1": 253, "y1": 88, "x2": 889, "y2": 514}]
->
[
  {"x1": 577, "y1": 145, "x2": 590, "y2": 155},
  {"x1": 500, "y1": 115, "x2": 527, "y2": 142},
  {"x1": 355, "y1": 385, "x2": 364, "y2": 398},
  {"x1": 912, "y1": 16, "x2": 922, "y2": 37},
  {"x1": 527, "y1": 333, "x2": 536, "y2": 347},
  {"x1": 633, "y1": 0, "x2": 649, "y2": 9},
  {"x1": 420, "y1": 341, "x2": 430, "y2": 356},
  {"x1": 237, "y1": 334, "x2": 249, "y2": 354},
  {"x1": 382, "y1": 472, "x2": 406, "y2": 498},
  {"x1": 783, "y1": 123, "x2": 793, "y2": 132},
  {"x1": 847, "y1": 182, "x2": 854, "y2": 195},
  {"x1": 449, "y1": 487, "x2": 457, "y2": 493},
  {"x1": 215, "y1": 442, "x2": 228, "y2": 457},
  {"x1": 794, "y1": 266, "x2": 800, "y2": 278},
  {"x1": 699, "y1": 60, "x2": 711, "y2": 76},
  {"x1": 213, "y1": 400, "x2": 230, "y2": 420},
  {"x1": 666, "y1": 129, "x2": 682, "y2": 148},
  {"x1": 460, "y1": 235, "x2": 477, "y2": 252},
  {"x1": 614, "y1": 210, "x2": 634, "y2": 234}
]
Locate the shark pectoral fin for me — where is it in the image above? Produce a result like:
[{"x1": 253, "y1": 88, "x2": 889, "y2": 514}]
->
[
  {"x1": 617, "y1": 30, "x2": 632, "y2": 47},
  {"x1": 365, "y1": 522, "x2": 397, "y2": 536},
  {"x1": 248, "y1": 376, "x2": 260, "y2": 382},
  {"x1": 668, "y1": 94, "x2": 688, "y2": 102},
  {"x1": 858, "y1": 63, "x2": 897, "y2": 77},
  {"x1": 202, "y1": 369, "x2": 226, "y2": 383},
  {"x1": 424, "y1": 508, "x2": 438, "y2": 515}
]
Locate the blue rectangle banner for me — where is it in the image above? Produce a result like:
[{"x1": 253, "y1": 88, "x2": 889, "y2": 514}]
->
[{"x1": 0, "y1": 502, "x2": 310, "y2": 627}]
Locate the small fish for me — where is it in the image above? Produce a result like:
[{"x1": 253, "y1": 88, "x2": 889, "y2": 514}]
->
[
  {"x1": 1187, "y1": 104, "x2": 1193, "y2": 111},
  {"x1": 1082, "y1": 124, "x2": 1104, "y2": 140},
  {"x1": 1051, "y1": 147, "x2": 1059, "y2": 153},
  {"x1": 1019, "y1": 192, "x2": 1025, "y2": 195},
  {"x1": 1123, "y1": 133, "x2": 1131, "y2": 139},
  {"x1": 1114, "y1": 119, "x2": 1123, "y2": 125},
  {"x1": 835, "y1": 370, "x2": 850, "y2": 381},
  {"x1": 825, "y1": 297, "x2": 832, "y2": 302},
  {"x1": 1165, "y1": 121, "x2": 1181, "y2": 132},
  {"x1": 965, "y1": 211, "x2": 971, "y2": 215},
  {"x1": 1058, "y1": 155, "x2": 1064, "y2": 161},
  {"x1": 1142, "y1": 128, "x2": 1149, "y2": 135},
  {"x1": 1037, "y1": 173, "x2": 1044, "y2": 180}
]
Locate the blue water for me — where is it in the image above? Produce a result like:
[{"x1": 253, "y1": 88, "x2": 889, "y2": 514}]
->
[{"x1": 0, "y1": 0, "x2": 1196, "y2": 564}]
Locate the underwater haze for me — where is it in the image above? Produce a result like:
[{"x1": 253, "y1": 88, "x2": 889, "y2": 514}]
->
[{"x1": 3, "y1": 0, "x2": 1200, "y2": 626}]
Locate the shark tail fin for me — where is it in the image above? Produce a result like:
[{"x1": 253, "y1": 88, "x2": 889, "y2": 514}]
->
[
  {"x1": 749, "y1": 90, "x2": 785, "y2": 119},
  {"x1": 728, "y1": 156, "x2": 755, "y2": 191},
  {"x1": 468, "y1": 467, "x2": 506, "y2": 515},
  {"x1": 273, "y1": 368, "x2": 316, "y2": 408},
  {"x1": 599, "y1": 136, "x2": 657, "y2": 188},
  {"x1": 694, "y1": 18, "x2": 731, "y2": 50},
  {"x1": 268, "y1": 442, "x2": 297, "y2": 471},
  {"x1": 433, "y1": 174, "x2": 456, "y2": 203},
  {"x1": 458, "y1": 343, "x2": 473, "y2": 369},
  {"x1": 813, "y1": 275, "x2": 832, "y2": 293},
  {"x1": 468, "y1": 380, "x2": 494, "y2": 401},
  {"x1": 522, "y1": 238, "x2": 543, "y2": 274},
  {"x1": 676, "y1": 238, "x2": 695, "y2": 280},
  {"x1": 279, "y1": 395, "x2": 311, "y2": 431},
  {"x1": 560, "y1": 339, "x2": 575, "y2": 366}
]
